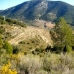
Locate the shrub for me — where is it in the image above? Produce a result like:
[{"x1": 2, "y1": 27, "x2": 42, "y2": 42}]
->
[
  {"x1": 66, "y1": 45, "x2": 72, "y2": 53},
  {"x1": 19, "y1": 41, "x2": 25, "y2": 44},
  {"x1": 0, "y1": 35, "x2": 3, "y2": 48},
  {"x1": 3, "y1": 41, "x2": 13, "y2": 54},
  {"x1": 0, "y1": 61, "x2": 17, "y2": 74},
  {"x1": 35, "y1": 69, "x2": 48, "y2": 74},
  {"x1": 13, "y1": 46, "x2": 20, "y2": 54},
  {"x1": 0, "y1": 26, "x2": 5, "y2": 34},
  {"x1": 19, "y1": 54, "x2": 43, "y2": 74},
  {"x1": 0, "y1": 19, "x2": 7, "y2": 24},
  {"x1": 42, "y1": 52, "x2": 74, "y2": 74}
]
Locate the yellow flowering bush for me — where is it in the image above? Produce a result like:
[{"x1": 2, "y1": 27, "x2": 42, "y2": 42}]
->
[
  {"x1": 0, "y1": 61, "x2": 17, "y2": 74},
  {"x1": 11, "y1": 52, "x2": 24, "y2": 59}
]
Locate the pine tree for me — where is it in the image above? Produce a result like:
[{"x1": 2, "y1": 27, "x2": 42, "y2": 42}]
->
[{"x1": 54, "y1": 18, "x2": 74, "y2": 52}]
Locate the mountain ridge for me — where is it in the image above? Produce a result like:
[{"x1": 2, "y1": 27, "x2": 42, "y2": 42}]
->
[{"x1": 0, "y1": 0, "x2": 74, "y2": 25}]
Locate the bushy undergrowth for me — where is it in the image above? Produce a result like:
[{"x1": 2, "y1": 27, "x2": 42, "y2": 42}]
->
[
  {"x1": 0, "y1": 61, "x2": 17, "y2": 74},
  {"x1": 0, "y1": 16, "x2": 26, "y2": 27},
  {"x1": 0, "y1": 52, "x2": 74, "y2": 74},
  {"x1": 0, "y1": 17, "x2": 74, "y2": 74}
]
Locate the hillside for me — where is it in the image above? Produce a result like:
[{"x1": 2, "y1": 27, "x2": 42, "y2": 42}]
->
[
  {"x1": 0, "y1": 16, "x2": 53, "y2": 53},
  {"x1": 8, "y1": 26, "x2": 52, "y2": 45},
  {"x1": 6, "y1": 25, "x2": 53, "y2": 52},
  {"x1": 0, "y1": 0, "x2": 74, "y2": 25},
  {"x1": 0, "y1": 14, "x2": 74, "y2": 74},
  {"x1": 28, "y1": 19, "x2": 55, "y2": 28}
]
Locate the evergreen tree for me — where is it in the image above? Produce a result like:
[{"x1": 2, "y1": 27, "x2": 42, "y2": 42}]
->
[{"x1": 53, "y1": 18, "x2": 74, "y2": 52}]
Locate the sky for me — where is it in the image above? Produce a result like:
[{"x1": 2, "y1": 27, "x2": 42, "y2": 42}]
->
[
  {"x1": 0, "y1": 0, "x2": 29, "y2": 10},
  {"x1": 0, "y1": 0, "x2": 74, "y2": 10}
]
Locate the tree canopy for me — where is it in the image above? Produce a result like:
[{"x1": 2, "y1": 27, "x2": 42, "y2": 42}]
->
[{"x1": 51, "y1": 18, "x2": 74, "y2": 52}]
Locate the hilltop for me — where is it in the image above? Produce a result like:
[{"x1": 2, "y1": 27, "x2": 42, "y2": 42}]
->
[{"x1": 0, "y1": 0, "x2": 74, "y2": 25}]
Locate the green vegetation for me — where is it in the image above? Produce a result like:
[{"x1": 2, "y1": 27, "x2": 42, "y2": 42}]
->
[
  {"x1": 50, "y1": 18, "x2": 74, "y2": 53},
  {"x1": 1, "y1": 0, "x2": 74, "y2": 25},
  {"x1": 0, "y1": 14, "x2": 74, "y2": 74},
  {"x1": 0, "y1": 35, "x2": 13, "y2": 55},
  {"x1": 19, "y1": 36, "x2": 46, "y2": 53},
  {"x1": 1, "y1": 52, "x2": 74, "y2": 74},
  {"x1": 13, "y1": 45, "x2": 21, "y2": 54},
  {"x1": 3, "y1": 41, "x2": 13, "y2": 54},
  {"x1": 0, "y1": 16, "x2": 26, "y2": 27},
  {"x1": 0, "y1": 35, "x2": 3, "y2": 48},
  {"x1": 0, "y1": 16, "x2": 26, "y2": 54},
  {"x1": 6, "y1": 18, "x2": 26, "y2": 27},
  {"x1": 0, "y1": 16, "x2": 7, "y2": 24},
  {"x1": 0, "y1": 19, "x2": 7, "y2": 24},
  {"x1": 0, "y1": 26, "x2": 5, "y2": 34}
]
